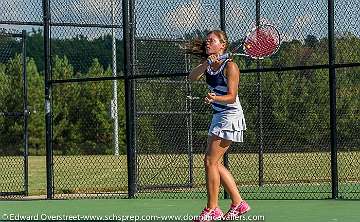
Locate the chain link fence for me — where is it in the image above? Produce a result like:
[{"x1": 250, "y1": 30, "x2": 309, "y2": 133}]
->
[
  {"x1": 48, "y1": 0, "x2": 126, "y2": 199},
  {"x1": 133, "y1": 0, "x2": 360, "y2": 200},
  {"x1": 0, "y1": 30, "x2": 28, "y2": 197},
  {"x1": 337, "y1": 66, "x2": 360, "y2": 199},
  {"x1": 0, "y1": 0, "x2": 359, "y2": 200}
]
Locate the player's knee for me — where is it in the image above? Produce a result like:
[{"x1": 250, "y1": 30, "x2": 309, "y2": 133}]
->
[{"x1": 204, "y1": 155, "x2": 217, "y2": 168}]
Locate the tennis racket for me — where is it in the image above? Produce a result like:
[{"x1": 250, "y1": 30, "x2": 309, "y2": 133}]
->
[{"x1": 208, "y1": 24, "x2": 281, "y2": 64}]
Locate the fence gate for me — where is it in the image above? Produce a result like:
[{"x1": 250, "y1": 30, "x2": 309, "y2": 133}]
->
[{"x1": 0, "y1": 30, "x2": 28, "y2": 197}]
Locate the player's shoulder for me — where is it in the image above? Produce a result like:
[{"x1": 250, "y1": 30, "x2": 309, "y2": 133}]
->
[
  {"x1": 225, "y1": 59, "x2": 239, "y2": 70},
  {"x1": 224, "y1": 60, "x2": 240, "y2": 77}
]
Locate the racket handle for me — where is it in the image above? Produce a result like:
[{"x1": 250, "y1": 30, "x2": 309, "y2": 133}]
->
[
  {"x1": 218, "y1": 53, "x2": 230, "y2": 60},
  {"x1": 207, "y1": 53, "x2": 230, "y2": 65}
]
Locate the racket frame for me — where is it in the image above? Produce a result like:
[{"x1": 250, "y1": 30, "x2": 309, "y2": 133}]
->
[{"x1": 226, "y1": 24, "x2": 281, "y2": 60}]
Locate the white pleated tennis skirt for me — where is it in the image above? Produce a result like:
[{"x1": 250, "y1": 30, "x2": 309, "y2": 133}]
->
[{"x1": 208, "y1": 112, "x2": 247, "y2": 142}]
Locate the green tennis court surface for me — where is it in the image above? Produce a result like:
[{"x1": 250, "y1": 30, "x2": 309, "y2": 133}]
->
[{"x1": 0, "y1": 199, "x2": 359, "y2": 221}]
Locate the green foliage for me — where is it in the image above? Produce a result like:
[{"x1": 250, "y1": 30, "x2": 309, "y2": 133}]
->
[
  {"x1": 187, "y1": 31, "x2": 359, "y2": 153},
  {"x1": 0, "y1": 55, "x2": 44, "y2": 154},
  {"x1": 0, "y1": 55, "x2": 25, "y2": 154},
  {"x1": 26, "y1": 29, "x2": 45, "y2": 72},
  {"x1": 0, "y1": 55, "x2": 127, "y2": 155},
  {"x1": 10, "y1": 29, "x2": 124, "y2": 74},
  {"x1": 1, "y1": 31, "x2": 359, "y2": 155},
  {"x1": 337, "y1": 68, "x2": 360, "y2": 150},
  {"x1": 135, "y1": 78, "x2": 190, "y2": 154},
  {"x1": 51, "y1": 57, "x2": 126, "y2": 155},
  {"x1": 27, "y1": 58, "x2": 45, "y2": 154}
]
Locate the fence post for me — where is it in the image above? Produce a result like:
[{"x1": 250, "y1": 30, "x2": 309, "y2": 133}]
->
[
  {"x1": 22, "y1": 30, "x2": 29, "y2": 196},
  {"x1": 123, "y1": 0, "x2": 137, "y2": 198},
  {"x1": 328, "y1": 0, "x2": 338, "y2": 199},
  {"x1": 111, "y1": 0, "x2": 120, "y2": 156},
  {"x1": 43, "y1": 0, "x2": 53, "y2": 199},
  {"x1": 255, "y1": 0, "x2": 265, "y2": 188},
  {"x1": 219, "y1": 0, "x2": 231, "y2": 200}
]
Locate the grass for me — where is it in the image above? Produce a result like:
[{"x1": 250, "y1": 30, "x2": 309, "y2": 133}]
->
[{"x1": 0, "y1": 152, "x2": 359, "y2": 198}]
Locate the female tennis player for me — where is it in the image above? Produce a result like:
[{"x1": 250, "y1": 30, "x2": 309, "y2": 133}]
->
[{"x1": 188, "y1": 30, "x2": 250, "y2": 221}]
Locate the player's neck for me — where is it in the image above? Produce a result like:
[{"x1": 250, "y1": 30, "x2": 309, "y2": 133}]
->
[{"x1": 210, "y1": 60, "x2": 225, "y2": 71}]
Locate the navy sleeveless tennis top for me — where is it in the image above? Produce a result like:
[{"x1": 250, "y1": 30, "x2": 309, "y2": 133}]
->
[{"x1": 205, "y1": 59, "x2": 243, "y2": 114}]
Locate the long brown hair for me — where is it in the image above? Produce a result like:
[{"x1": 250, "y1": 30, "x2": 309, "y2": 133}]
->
[{"x1": 184, "y1": 30, "x2": 229, "y2": 58}]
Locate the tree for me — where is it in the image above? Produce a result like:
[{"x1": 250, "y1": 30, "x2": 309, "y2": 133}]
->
[
  {"x1": 26, "y1": 58, "x2": 45, "y2": 155},
  {"x1": 51, "y1": 56, "x2": 127, "y2": 155},
  {"x1": 51, "y1": 55, "x2": 81, "y2": 154},
  {"x1": 0, "y1": 55, "x2": 24, "y2": 154}
]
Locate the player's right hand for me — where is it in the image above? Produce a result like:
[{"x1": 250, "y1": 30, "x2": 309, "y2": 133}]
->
[{"x1": 207, "y1": 54, "x2": 220, "y2": 65}]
